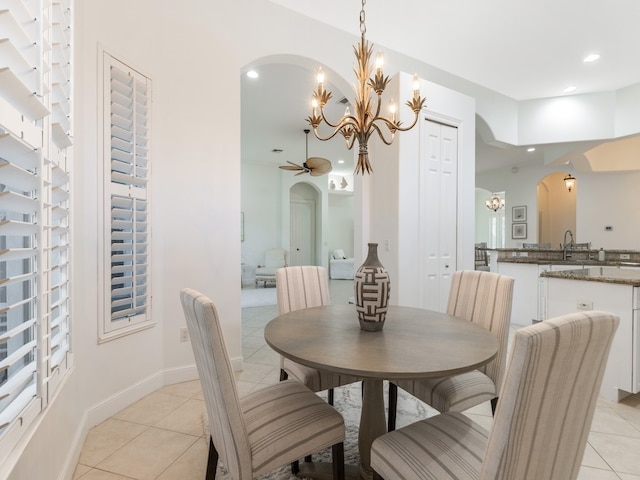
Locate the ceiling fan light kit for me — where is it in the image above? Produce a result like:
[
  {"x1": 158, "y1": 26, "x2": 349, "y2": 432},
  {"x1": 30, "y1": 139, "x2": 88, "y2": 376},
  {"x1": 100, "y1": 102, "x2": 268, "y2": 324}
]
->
[{"x1": 306, "y1": 0, "x2": 426, "y2": 175}]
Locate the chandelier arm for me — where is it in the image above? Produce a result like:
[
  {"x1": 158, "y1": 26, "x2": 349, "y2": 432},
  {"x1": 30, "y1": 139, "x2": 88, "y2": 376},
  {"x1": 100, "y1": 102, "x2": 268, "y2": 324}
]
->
[
  {"x1": 311, "y1": 124, "x2": 354, "y2": 143},
  {"x1": 371, "y1": 115, "x2": 400, "y2": 132},
  {"x1": 319, "y1": 107, "x2": 360, "y2": 131},
  {"x1": 389, "y1": 109, "x2": 422, "y2": 133},
  {"x1": 370, "y1": 122, "x2": 396, "y2": 146}
]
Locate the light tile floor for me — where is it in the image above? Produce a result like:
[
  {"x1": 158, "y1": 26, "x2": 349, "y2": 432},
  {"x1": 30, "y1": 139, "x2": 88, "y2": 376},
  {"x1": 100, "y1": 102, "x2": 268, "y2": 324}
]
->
[{"x1": 74, "y1": 280, "x2": 640, "y2": 479}]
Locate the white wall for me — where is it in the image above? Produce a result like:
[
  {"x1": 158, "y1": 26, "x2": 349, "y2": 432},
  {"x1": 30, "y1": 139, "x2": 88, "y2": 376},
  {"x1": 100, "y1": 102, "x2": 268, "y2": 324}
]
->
[
  {"x1": 577, "y1": 171, "x2": 640, "y2": 250},
  {"x1": 328, "y1": 193, "x2": 355, "y2": 258},
  {"x1": 241, "y1": 163, "x2": 283, "y2": 274},
  {"x1": 477, "y1": 163, "x2": 640, "y2": 250},
  {"x1": 538, "y1": 172, "x2": 576, "y2": 246},
  {"x1": 475, "y1": 188, "x2": 493, "y2": 244},
  {"x1": 477, "y1": 163, "x2": 541, "y2": 248}
]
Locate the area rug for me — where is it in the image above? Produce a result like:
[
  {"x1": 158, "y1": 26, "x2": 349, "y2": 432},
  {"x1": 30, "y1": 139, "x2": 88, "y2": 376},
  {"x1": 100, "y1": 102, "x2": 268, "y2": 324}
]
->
[
  {"x1": 241, "y1": 287, "x2": 277, "y2": 308},
  {"x1": 205, "y1": 382, "x2": 438, "y2": 479}
]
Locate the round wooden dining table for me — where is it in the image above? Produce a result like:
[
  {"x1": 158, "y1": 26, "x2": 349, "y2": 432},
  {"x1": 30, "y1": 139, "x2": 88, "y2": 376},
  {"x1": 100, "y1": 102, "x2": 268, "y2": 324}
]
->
[{"x1": 264, "y1": 304, "x2": 499, "y2": 480}]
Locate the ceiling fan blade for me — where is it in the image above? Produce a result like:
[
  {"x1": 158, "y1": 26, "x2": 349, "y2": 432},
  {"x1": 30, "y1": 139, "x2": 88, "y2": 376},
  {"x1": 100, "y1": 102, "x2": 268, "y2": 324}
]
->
[
  {"x1": 279, "y1": 161, "x2": 305, "y2": 171},
  {"x1": 305, "y1": 157, "x2": 333, "y2": 176}
]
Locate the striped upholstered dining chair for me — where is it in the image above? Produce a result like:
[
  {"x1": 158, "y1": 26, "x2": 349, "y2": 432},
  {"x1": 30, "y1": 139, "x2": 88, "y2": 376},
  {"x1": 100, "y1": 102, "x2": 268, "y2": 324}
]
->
[
  {"x1": 180, "y1": 288, "x2": 345, "y2": 480},
  {"x1": 387, "y1": 270, "x2": 514, "y2": 430},
  {"x1": 276, "y1": 266, "x2": 360, "y2": 405},
  {"x1": 372, "y1": 310, "x2": 619, "y2": 480}
]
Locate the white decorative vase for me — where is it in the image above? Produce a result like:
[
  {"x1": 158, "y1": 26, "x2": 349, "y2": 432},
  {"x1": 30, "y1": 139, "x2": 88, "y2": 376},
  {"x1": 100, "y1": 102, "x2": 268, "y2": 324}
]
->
[{"x1": 354, "y1": 243, "x2": 390, "y2": 331}]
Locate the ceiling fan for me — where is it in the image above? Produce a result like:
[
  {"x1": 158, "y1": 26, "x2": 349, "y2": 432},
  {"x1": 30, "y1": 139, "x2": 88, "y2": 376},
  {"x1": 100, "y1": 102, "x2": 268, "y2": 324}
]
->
[{"x1": 279, "y1": 129, "x2": 333, "y2": 176}]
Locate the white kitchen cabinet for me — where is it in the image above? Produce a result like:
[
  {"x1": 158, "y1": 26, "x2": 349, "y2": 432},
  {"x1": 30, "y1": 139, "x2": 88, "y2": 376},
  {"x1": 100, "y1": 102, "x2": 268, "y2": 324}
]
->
[
  {"x1": 497, "y1": 262, "x2": 550, "y2": 325},
  {"x1": 541, "y1": 276, "x2": 638, "y2": 401}
]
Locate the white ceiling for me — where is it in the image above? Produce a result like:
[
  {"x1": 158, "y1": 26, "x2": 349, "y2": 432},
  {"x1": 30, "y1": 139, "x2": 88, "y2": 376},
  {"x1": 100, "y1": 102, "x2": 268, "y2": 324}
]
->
[{"x1": 242, "y1": 0, "x2": 640, "y2": 175}]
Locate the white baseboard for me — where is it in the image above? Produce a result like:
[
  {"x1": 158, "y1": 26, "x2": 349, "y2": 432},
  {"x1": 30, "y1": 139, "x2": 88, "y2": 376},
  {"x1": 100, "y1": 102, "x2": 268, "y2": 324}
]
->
[
  {"x1": 85, "y1": 371, "x2": 165, "y2": 428},
  {"x1": 60, "y1": 361, "x2": 243, "y2": 480},
  {"x1": 231, "y1": 355, "x2": 243, "y2": 372},
  {"x1": 163, "y1": 364, "x2": 199, "y2": 385}
]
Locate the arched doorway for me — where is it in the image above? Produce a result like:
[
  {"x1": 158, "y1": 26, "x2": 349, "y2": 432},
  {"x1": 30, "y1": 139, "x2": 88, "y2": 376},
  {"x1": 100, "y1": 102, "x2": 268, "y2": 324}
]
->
[
  {"x1": 537, "y1": 171, "x2": 576, "y2": 246},
  {"x1": 240, "y1": 58, "x2": 355, "y2": 276}
]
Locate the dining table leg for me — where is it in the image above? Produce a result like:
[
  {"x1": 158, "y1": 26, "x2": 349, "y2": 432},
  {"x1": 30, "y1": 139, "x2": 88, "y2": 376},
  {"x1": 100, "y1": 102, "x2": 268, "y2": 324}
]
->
[{"x1": 358, "y1": 379, "x2": 386, "y2": 480}]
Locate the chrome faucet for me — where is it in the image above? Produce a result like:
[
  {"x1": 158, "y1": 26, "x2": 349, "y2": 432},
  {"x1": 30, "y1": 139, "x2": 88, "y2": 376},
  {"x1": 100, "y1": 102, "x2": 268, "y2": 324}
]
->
[{"x1": 562, "y1": 229, "x2": 575, "y2": 260}]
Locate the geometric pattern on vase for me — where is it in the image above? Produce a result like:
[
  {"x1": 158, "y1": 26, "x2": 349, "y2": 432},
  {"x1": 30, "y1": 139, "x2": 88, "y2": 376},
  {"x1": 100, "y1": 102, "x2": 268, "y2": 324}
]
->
[{"x1": 354, "y1": 243, "x2": 390, "y2": 331}]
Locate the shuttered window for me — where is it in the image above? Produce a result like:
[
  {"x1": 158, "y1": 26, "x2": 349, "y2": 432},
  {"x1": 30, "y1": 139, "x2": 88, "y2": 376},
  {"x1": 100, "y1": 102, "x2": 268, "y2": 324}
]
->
[
  {"x1": 99, "y1": 52, "x2": 152, "y2": 341},
  {"x1": 0, "y1": 0, "x2": 72, "y2": 456}
]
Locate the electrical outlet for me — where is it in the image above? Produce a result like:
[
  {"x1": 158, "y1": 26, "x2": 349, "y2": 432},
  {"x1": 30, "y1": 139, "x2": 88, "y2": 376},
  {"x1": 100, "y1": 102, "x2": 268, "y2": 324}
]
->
[
  {"x1": 620, "y1": 253, "x2": 631, "y2": 260},
  {"x1": 180, "y1": 327, "x2": 189, "y2": 342},
  {"x1": 577, "y1": 301, "x2": 593, "y2": 311}
]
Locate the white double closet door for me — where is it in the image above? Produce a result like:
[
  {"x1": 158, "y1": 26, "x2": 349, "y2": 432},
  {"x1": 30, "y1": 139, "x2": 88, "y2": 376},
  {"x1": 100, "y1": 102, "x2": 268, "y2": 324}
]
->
[{"x1": 419, "y1": 119, "x2": 458, "y2": 312}]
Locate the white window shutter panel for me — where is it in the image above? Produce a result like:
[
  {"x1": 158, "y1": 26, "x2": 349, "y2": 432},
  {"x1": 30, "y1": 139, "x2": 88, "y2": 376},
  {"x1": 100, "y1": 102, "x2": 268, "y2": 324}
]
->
[
  {"x1": 0, "y1": 0, "x2": 72, "y2": 455},
  {"x1": 100, "y1": 53, "x2": 152, "y2": 340}
]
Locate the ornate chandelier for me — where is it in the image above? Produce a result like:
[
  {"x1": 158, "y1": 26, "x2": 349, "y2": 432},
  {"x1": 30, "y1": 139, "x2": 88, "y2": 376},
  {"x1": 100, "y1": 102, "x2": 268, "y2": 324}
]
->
[
  {"x1": 307, "y1": 0, "x2": 426, "y2": 175},
  {"x1": 486, "y1": 194, "x2": 505, "y2": 212}
]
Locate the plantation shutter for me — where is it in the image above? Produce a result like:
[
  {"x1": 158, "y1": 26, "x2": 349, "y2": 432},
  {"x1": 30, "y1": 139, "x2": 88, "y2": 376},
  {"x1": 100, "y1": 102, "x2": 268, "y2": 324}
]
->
[
  {"x1": 0, "y1": 0, "x2": 72, "y2": 452},
  {"x1": 100, "y1": 53, "x2": 152, "y2": 340}
]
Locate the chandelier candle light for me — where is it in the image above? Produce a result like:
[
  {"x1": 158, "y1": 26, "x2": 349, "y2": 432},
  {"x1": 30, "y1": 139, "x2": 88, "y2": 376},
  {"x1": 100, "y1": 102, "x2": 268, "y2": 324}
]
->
[{"x1": 307, "y1": 0, "x2": 426, "y2": 175}]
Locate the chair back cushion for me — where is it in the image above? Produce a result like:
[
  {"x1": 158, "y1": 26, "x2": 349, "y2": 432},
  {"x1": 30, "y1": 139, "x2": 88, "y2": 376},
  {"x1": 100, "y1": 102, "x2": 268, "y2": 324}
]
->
[
  {"x1": 332, "y1": 249, "x2": 346, "y2": 260},
  {"x1": 276, "y1": 266, "x2": 330, "y2": 315},
  {"x1": 480, "y1": 311, "x2": 619, "y2": 480},
  {"x1": 447, "y1": 270, "x2": 514, "y2": 392},
  {"x1": 180, "y1": 289, "x2": 252, "y2": 479},
  {"x1": 264, "y1": 248, "x2": 287, "y2": 268}
]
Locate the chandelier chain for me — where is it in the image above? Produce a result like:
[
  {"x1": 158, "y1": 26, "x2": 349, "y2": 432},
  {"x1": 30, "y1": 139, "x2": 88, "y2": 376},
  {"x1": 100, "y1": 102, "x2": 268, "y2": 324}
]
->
[{"x1": 360, "y1": 0, "x2": 366, "y2": 36}]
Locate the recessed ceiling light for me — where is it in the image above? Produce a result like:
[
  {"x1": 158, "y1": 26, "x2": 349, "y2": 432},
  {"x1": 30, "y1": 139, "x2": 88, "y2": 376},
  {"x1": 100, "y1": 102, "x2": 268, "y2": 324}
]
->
[
  {"x1": 527, "y1": 147, "x2": 535, "y2": 152},
  {"x1": 563, "y1": 86, "x2": 577, "y2": 94},
  {"x1": 338, "y1": 159, "x2": 344, "y2": 164},
  {"x1": 246, "y1": 70, "x2": 259, "y2": 79},
  {"x1": 583, "y1": 54, "x2": 600, "y2": 63}
]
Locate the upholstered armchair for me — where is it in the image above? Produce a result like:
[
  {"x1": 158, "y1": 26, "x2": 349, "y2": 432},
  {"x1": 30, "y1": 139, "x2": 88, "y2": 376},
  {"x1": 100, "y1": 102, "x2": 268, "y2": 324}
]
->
[
  {"x1": 329, "y1": 249, "x2": 354, "y2": 279},
  {"x1": 255, "y1": 248, "x2": 287, "y2": 287}
]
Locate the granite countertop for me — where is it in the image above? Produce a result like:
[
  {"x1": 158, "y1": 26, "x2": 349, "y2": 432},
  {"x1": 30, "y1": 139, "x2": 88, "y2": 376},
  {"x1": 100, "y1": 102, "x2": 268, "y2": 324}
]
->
[
  {"x1": 540, "y1": 267, "x2": 640, "y2": 286},
  {"x1": 498, "y1": 258, "x2": 640, "y2": 267}
]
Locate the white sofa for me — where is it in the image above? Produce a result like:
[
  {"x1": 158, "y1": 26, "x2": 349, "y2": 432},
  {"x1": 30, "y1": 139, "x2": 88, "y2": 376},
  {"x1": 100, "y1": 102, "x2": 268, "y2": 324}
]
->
[{"x1": 329, "y1": 249, "x2": 355, "y2": 279}]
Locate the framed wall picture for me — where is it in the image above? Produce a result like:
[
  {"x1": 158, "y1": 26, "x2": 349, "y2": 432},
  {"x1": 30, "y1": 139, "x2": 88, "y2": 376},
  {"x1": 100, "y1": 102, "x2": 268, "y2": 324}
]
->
[
  {"x1": 512, "y1": 223, "x2": 527, "y2": 239},
  {"x1": 512, "y1": 205, "x2": 527, "y2": 222}
]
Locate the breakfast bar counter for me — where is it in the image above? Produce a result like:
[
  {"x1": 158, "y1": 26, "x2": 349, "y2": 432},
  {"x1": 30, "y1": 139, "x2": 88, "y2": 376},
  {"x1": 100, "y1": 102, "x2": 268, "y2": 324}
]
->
[
  {"x1": 540, "y1": 266, "x2": 640, "y2": 286},
  {"x1": 538, "y1": 267, "x2": 640, "y2": 402}
]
